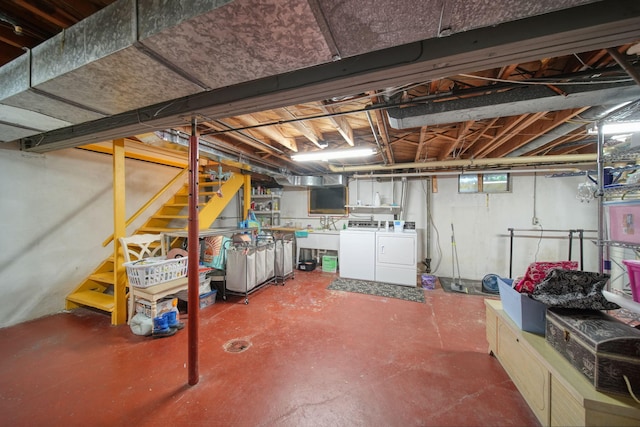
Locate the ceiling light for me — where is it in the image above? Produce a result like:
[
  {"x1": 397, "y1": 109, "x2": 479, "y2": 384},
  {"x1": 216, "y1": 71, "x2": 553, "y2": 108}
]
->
[
  {"x1": 589, "y1": 121, "x2": 640, "y2": 135},
  {"x1": 291, "y1": 148, "x2": 376, "y2": 162}
]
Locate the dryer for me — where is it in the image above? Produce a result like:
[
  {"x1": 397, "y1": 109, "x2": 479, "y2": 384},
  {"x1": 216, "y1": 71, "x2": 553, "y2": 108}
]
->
[{"x1": 375, "y1": 230, "x2": 417, "y2": 287}]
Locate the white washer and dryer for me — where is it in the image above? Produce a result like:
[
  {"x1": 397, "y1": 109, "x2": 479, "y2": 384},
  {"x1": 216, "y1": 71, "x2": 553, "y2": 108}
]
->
[{"x1": 339, "y1": 220, "x2": 417, "y2": 286}]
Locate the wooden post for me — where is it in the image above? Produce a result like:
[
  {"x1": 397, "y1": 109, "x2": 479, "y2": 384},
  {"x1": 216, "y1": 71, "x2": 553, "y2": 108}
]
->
[{"x1": 113, "y1": 138, "x2": 127, "y2": 325}]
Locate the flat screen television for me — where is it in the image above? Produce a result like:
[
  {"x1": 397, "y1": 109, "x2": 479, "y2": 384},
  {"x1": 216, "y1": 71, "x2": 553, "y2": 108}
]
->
[{"x1": 308, "y1": 187, "x2": 347, "y2": 215}]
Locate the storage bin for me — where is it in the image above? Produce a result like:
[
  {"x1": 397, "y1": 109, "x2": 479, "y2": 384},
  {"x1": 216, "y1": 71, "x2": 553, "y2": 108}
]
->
[
  {"x1": 298, "y1": 260, "x2": 316, "y2": 271},
  {"x1": 622, "y1": 259, "x2": 640, "y2": 302},
  {"x1": 421, "y1": 274, "x2": 436, "y2": 290},
  {"x1": 199, "y1": 290, "x2": 217, "y2": 309},
  {"x1": 322, "y1": 255, "x2": 337, "y2": 273},
  {"x1": 497, "y1": 277, "x2": 547, "y2": 335}
]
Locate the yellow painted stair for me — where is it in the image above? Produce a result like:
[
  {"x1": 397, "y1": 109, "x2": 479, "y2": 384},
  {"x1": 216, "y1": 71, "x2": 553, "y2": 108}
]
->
[{"x1": 66, "y1": 169, "x2": 247, "y2": 325}]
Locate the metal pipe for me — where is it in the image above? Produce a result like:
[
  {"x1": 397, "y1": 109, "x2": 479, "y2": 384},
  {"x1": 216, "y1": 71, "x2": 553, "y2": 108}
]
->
[
  {"x1": 329, "y1": 153, "x2": 596, "y2": 173},
  {"x1": 366, "y1": 111, "x2": 387, "y2": 165},
  {"x1": 188, "y1": 118, "x2": 200, "y2": 386},
  {"x1": 352, "y1": 167, "x2": 584, "y2": 179}
]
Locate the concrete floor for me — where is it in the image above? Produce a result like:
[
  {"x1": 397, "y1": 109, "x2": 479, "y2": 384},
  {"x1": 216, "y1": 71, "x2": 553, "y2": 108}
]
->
[{"x1": 0, "y1": 271, "x2": 539, "y2": 426}]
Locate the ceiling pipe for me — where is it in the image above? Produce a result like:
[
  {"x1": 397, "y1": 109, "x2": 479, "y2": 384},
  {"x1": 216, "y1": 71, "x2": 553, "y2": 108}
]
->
[
  {"x1": 352, "y1": 167, "x2": 583, "y2": 179},
  {"x1": 366, "y1": 110, "x2": 387, "y2": 165},
  {"x1": 328, "y1": 153, "x2": 596, "y2": 173}
]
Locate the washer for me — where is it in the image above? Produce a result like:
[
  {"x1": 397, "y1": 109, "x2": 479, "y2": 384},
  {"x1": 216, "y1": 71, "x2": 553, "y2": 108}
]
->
[{"x1": 339, "y1": 228, "x2": 376, "y2": 281}]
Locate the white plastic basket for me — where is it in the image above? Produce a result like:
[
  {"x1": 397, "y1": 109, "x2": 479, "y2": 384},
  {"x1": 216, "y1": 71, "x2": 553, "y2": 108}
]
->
[{"x1": 124, "y1": 256, "x2": 188, "y2": 288}]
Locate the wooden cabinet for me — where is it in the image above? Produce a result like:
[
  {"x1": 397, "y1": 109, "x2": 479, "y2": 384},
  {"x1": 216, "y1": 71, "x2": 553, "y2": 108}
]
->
[{"x1": 485, "y1": 299, "x2": 640, "y2": 427}]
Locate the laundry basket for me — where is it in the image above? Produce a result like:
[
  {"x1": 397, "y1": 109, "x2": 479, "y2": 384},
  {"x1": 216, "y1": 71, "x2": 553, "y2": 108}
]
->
[{"x1": 124, "y1": 256, "x2": 188, "y2": 288}]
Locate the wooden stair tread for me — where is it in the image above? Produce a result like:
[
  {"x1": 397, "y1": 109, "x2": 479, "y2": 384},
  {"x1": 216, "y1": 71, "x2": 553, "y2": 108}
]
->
[
  {"x1": 90, "y1": 272, "x2": 114, "y2": 284},
  {"x1": 138, "y1": 226, "x2": 187, "y2": 233},
  {"x1": 67, "y1": 290, "x2": 115, "y2": 312},
  {"x1": 165, "y1": 202, "x2": 206, "y2": 207}
]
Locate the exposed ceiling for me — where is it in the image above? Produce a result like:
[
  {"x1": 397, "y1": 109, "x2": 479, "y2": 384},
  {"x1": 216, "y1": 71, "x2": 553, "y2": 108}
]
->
[{"x1": 2, "y1": 0, "x2": 640, "y2": 183}]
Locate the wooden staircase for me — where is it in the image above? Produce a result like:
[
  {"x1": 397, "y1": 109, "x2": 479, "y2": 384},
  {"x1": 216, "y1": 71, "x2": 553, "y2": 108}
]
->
[{"x1": 66, "y1": 169, "x2": 247, "y2": 325}]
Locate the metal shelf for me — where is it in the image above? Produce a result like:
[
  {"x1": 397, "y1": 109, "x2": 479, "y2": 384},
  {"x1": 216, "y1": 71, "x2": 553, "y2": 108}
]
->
[
  {"x1": 603, "y1": 145, "x2": 640, "y2": 162},
  {"x1": 345, "y1": 205, "x2": 401, "y2": 214},
  {"x1": 603, "y1": 183, "x2": 640, "y2": 198},
  {"x1": 593, "y1": 240, "x2": 640, "y2": 250},
  {"x1": 251, "y1": 194, "x2": 281, "y2": 199}
]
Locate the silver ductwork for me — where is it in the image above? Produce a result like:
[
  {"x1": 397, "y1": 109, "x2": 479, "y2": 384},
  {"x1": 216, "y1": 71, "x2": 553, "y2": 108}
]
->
[
  {"x1": 386, "y1": 79, "x2": 640, "y2": 130},
  {"x1": 274, "y1": 174, "x2": 345, "y2": 187}
]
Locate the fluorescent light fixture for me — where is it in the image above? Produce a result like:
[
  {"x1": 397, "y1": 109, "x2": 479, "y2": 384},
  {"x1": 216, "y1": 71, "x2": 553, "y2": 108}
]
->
[
  {"x1": 588, "y1": 121, "x2": 640, "y2": 135},
  {"x1": 291, "y1": 147, "x2": 376, "y2": 162}
]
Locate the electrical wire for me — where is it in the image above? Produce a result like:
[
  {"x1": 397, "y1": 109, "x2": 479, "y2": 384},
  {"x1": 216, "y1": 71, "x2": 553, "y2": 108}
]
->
[{"x1": 534, "y1": 224, "x2": 544, "y2": 262}]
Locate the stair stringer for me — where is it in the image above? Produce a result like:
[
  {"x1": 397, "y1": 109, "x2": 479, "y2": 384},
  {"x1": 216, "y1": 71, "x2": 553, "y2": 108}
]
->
[{"x1": 66, "y1": 171, "x2": 248, "y2": 325}]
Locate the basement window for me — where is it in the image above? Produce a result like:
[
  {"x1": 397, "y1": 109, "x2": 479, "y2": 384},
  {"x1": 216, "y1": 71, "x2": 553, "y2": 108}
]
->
[{"x1": 458, "y1": 173, "x2": 510, "y2": 193}]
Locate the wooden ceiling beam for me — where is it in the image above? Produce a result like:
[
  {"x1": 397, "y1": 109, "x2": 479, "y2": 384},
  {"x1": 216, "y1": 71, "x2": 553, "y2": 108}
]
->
[
  {"x1": 478, "y1": 112, "x2": 548, "y2": 158},
  {"x1": 460, "y1": 118, "x2": 499, "y2": 157},
  {"x1": 438, "y1": 120, "x2": 474, "y2": 160},
  {"x1": 415, "y1": 127, "x2": 432, "y2": 161},
  {"x1": 320, "y1": 102, "x2": 354, "y2": 146},
  {"x1": 13, "y1": 0, "x2": 75, "y2": 28},
  {"x1": 275, "y1": 107, "x2": 324, "y2": 149},
  {"x1": 469, "y1": 114, "x2": 534, "y2": 159},
  {"x1": 489, "y1": 108, "x2": 589, "y2": 157},
  {"x1": 233, "y1": 114, "x2": 298, "y2": 152}
]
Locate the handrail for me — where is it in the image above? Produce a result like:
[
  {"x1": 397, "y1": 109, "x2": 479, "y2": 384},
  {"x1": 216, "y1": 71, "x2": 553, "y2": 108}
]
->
[{"x1": 102, "y1": 167, "x2": 188, "y2": 246}]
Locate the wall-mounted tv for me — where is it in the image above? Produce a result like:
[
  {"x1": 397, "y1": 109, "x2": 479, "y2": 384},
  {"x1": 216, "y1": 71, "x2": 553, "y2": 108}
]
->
[{"x1": 308, "y1": 187, "x2": 347, "y2": 215}]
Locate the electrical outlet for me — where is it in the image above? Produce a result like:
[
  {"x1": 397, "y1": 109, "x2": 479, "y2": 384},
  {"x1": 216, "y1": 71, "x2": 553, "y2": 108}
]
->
[{"x1": 532, "y1": 217, "x2": 540, "y2": 225}]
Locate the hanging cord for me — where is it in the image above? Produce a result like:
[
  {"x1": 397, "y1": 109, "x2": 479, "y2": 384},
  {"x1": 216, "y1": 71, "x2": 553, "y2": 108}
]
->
[{"x1": 534, "y1": 224, "x2": 544, "y2": 262}]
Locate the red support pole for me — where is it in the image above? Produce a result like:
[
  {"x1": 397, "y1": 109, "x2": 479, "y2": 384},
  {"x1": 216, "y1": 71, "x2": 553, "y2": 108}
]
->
[{"x1": 188, "y1": 118, "x2": 200, "y2": 386}]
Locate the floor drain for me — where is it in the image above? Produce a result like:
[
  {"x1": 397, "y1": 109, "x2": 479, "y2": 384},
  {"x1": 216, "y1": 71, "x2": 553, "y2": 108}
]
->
[{"x1": 224, "y1": 339, "x2": 251, "y2": 353}]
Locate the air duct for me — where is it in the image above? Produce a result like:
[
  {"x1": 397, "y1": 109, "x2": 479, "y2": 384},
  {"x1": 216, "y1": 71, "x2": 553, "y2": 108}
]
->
[{"x1": 274, "y1": 174, "x2": 345, "y2": 187}]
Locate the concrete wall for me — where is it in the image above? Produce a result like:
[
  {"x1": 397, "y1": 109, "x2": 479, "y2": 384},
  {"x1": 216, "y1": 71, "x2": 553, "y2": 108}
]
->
[
  {"x1": 279, "y1": 173, "x2": 599, "y2": 280},
  {"x1": 0, "y1": 144, "x2": 184, "y2": 328},
  {"x1": 0, "y1": 143, "x2": 598, "y2": 327}
]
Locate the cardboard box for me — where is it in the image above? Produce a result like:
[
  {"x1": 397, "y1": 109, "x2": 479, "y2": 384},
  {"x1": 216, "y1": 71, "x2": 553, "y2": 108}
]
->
[
  {"x1": 135, "y1": 298, "x2": 176, "y2": 318},
  {"x1": 497, "y1": 278, "x2": 547, "y2": 335}
]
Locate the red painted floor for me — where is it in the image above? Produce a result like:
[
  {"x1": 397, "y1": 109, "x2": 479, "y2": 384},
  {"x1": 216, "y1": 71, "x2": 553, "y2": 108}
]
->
[{"x1": 0, "y1": 271, "x2": 539, "y2": 426}]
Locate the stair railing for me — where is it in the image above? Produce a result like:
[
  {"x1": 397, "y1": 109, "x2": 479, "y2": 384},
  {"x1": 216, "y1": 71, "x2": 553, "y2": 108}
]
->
[{"x1": 102, "y1": 167, "x2": 188, "y2": 247}]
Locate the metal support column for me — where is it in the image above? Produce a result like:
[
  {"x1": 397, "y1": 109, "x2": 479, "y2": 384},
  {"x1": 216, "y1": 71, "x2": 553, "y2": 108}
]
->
[{"x1": 188, "y1": 118, "x2": 200, "y2": 386}]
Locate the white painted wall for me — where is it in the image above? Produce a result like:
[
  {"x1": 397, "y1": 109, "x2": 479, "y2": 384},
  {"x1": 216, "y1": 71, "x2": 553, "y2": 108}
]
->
[
  {"x1": 279, "y1": 173, "x2": 599, "y2": 281},
  {"x1": 0, "y1": 144, "x2": 184, "y2": 328},
  {"x1": 0, "y1": 141, "x2": 599, "y2": 328}
]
